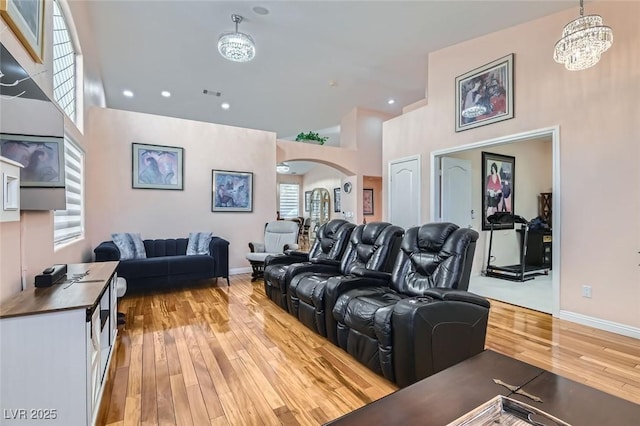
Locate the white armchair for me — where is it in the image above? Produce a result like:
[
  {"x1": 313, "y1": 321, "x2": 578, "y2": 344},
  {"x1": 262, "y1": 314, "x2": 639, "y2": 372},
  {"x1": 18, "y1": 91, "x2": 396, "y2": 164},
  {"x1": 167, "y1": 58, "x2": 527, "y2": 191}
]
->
[{"x1": 246, "y1": 221, "x2": 300, "y2": 281}]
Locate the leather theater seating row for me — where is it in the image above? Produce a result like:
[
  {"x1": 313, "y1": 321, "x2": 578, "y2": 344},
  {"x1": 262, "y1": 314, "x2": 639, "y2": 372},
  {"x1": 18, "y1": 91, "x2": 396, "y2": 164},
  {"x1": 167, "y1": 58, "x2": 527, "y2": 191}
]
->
[{"x1": 263, "y1": 220, "x2": 490, "y2": 387}]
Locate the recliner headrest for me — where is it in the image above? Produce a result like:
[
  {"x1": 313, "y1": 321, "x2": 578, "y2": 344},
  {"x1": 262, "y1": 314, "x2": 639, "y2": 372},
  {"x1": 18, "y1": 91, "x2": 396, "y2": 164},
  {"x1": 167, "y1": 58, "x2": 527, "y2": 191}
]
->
[{"x1": 408, "y1": 222, "x2": 459, "y2": 253}]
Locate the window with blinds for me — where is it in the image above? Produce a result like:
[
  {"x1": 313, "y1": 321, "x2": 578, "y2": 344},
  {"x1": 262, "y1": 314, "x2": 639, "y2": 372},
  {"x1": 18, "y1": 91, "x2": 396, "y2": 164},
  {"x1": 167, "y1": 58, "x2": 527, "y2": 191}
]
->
[
  {"x1": 54, "y1": 137, "x2": 84, "y2": 246},
  {"x1": 279, "y1": 183, "x2": 300, "y2": 218},
  {"x1": 52, "y1": 0, "x2": 76, "y2": 122}
]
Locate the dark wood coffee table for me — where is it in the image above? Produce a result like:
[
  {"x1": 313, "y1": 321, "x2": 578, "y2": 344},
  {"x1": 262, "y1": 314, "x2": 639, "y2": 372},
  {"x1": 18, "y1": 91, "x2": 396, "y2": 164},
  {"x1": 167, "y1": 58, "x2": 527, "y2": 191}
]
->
[{"x1": 326, "y1": 350, "x2": 640, "y2": 425}]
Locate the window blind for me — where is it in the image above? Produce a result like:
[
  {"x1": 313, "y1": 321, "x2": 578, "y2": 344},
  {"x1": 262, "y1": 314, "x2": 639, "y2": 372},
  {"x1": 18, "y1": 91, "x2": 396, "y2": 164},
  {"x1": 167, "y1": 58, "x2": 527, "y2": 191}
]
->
[
  {"x1": 52, "y1": 0, "x2": 76, "y2": 122},
  {"x1": 54, "y1": 138, "x2": 84, "y2": 246},
  {"x1": 279, "y1": 183, "x2": 300, "y2": 218}
]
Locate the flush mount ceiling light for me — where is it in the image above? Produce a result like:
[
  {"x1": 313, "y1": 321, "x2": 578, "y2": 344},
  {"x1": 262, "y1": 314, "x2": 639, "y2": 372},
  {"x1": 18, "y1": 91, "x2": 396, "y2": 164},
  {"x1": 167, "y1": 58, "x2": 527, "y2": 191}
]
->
[
  {"x1": 276, "y1": 163, "x2": 290, "y2": 173},
  {"x1": 218, "y1": 14, "x2": 255, "y2": 63},
  {"x1": 553, "y1": 0, "x2": 613, "y2": 71}
]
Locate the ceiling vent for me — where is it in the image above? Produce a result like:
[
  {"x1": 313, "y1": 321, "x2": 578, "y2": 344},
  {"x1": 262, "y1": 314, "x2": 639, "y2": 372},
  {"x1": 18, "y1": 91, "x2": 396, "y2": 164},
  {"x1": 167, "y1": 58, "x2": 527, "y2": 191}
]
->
[{"x1": 203, "y1": 89, "x2": 222, "y2": 97}]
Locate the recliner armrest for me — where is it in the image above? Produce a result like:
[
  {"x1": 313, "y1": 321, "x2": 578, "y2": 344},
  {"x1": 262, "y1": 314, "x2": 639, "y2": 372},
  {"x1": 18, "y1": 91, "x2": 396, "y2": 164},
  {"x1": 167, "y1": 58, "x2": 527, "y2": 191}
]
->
[
  {"x1": 310, "y1": 258, "x2": 341, "y2": 267},
  {"x1": 266, "y1": 251, "x2": 308, "y2": 267},
  {"x1": 423, "y1": 288, "x2": 490, "y2": 308},
  {"x1": 284, "y1": 243, "x2": 299, "y2": 251},
  {"x1": 349, "y1": 267, "x2": 392, "y2": 281},
  {"x1": 249, "y1": 242, "x2": 265, "y2": 253},
  {"x1": 284, "y1": 249, "x2": 309, "y2": 258}
]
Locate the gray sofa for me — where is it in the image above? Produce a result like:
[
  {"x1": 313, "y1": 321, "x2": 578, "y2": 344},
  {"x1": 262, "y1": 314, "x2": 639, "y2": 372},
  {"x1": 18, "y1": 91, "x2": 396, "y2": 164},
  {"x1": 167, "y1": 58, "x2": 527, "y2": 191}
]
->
[{"x1": 94, "y1": 237, "x2": 229, "y2": 291}]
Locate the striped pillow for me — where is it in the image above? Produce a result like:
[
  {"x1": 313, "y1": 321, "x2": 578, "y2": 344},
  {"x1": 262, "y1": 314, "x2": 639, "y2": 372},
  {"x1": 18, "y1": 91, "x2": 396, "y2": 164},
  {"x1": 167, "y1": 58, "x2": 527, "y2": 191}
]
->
[
  {"x1": 111, "y1": 233, "x2": 147, "y2": 260},
  {"x1": 187, "y1": 232, "x2": 213, "y2": 255}
]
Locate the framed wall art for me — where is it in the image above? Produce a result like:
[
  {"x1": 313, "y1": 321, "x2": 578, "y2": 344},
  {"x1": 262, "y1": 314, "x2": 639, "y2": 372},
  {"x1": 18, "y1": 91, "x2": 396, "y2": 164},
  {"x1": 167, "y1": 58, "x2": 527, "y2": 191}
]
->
[
  {"x1": 333, "y1": 187, "x2": 341, "y2": 213},
  {"x1": 455, "y1": 54, "x2": 514, "y2": 132},
  {"x1": 132, "y1": 143, "x2": 184, "y2": 190},
  {"x1": 212, "y1": 169, "x2": 253, "y2": 212},
  {"x1": 363, "y1": 188, "x2": 374, "y2": 216},
  {"x1": 0, "y1": 133, "x2": 65, "y2": 187},
  {"x1": 0, "y1": 0, "x2": 45, "y2": 63},
  {"x1": 482, "y1": 151, "x2": 515, "y2": 230}
]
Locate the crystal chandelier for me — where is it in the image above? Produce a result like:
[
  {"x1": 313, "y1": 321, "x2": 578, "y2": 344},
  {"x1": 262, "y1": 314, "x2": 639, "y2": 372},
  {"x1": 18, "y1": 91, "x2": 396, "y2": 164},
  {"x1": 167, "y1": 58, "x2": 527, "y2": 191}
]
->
[
  {"x1": 218, "y1": 14, "x2": 255, "y2": 63},
  {"x1": 553, "y1": 0, "x2": 613, "y2": 71}
]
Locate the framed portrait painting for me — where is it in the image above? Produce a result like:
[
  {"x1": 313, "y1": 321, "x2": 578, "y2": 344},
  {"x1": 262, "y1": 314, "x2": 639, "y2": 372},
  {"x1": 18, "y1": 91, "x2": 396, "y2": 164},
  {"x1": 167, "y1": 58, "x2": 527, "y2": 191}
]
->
[
  {"x1": 455, "y1": 54, "x2": 514, "y2": 132},
  {"x1": 132, "y1": 143, "x2": 184, "y2": 190},
  {"x1": 363, "y1": 188, "x2": 374, "y2": 216},
  {"x1": 0, "y1": 0, "x2": 45, "y2": 63},
  {"x1": 212, "y1": 170, "x2": 253, "y2": 212},
  {"x1": 0, "y1": 133, "x2": 65, "y2": 187},
  {"x1": 482, "y1": 151, "x2": 515, "y2": 230}
]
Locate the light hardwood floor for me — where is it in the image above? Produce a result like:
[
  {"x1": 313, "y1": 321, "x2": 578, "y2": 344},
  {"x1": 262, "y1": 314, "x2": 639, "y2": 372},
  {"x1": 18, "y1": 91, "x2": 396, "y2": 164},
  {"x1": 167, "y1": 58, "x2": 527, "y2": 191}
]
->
[{"x1": 98, "y1": 274, "x2": 640, "y2": 425}]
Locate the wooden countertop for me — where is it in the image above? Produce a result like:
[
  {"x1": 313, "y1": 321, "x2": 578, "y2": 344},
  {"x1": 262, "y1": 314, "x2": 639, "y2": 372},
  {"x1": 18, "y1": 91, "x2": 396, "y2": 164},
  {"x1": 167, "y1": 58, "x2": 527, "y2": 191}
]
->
[{"x1": 0, "y1": 262, "x2": 119, "y2": 319}]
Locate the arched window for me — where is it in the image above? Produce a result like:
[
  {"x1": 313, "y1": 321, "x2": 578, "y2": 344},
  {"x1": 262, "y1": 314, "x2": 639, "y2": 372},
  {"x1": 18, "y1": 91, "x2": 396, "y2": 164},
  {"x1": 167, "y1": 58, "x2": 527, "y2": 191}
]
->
[{"x1": 52, "y1": 0, "x2": 76, "y2": 122}]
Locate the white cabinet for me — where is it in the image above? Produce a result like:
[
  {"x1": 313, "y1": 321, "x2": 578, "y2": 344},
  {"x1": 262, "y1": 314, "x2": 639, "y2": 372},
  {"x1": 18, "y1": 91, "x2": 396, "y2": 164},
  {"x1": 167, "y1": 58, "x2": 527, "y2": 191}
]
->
[
  {"x1": 0, "y1": 262, "x2": 119, "y2": 425},
  {"x1": 0, "y1": 155, "x2": 22, "y2": 222}
]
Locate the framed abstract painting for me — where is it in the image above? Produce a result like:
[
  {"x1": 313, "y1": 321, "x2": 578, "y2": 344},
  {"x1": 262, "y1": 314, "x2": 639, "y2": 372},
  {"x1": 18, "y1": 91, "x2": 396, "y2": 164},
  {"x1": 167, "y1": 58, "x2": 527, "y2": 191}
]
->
[
  {"x1": 212, "y1": 170, "x2": 253, "y2": 212},
  {"x1": 132, "y1": 143, "x2": 184, "y2": 190}
]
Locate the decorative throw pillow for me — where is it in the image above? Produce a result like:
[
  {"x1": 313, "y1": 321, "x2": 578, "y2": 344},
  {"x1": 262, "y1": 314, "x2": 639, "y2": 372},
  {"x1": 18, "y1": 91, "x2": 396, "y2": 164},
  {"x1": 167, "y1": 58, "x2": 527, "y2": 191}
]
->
[
  {"x1": 187, "y1": 232, "x2": 213, "y2": 255},
  {"x1": 111, "y1": 233, "x2": 147, "y2": 260}
]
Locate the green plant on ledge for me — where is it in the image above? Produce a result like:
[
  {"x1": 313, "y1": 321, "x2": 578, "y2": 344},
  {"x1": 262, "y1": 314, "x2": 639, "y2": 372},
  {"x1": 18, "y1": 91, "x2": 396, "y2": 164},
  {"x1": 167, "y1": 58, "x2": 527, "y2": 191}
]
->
[{"x1": 295, "y1": 131, "x2": 327, "y2": 145}]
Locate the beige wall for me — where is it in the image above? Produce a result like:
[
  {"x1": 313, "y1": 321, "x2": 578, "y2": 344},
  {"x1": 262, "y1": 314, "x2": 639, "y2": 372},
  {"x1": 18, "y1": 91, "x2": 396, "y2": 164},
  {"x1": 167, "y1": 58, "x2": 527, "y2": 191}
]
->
[
  {"x1": 383, "y1": 2, "x2": 640, "y2": 328},
  {"x1": 87, "y1": 108, "x2": 277, "y2": 272},
  {"x1": 445, "y1": 138, "x2": 552, "y2": 273}
]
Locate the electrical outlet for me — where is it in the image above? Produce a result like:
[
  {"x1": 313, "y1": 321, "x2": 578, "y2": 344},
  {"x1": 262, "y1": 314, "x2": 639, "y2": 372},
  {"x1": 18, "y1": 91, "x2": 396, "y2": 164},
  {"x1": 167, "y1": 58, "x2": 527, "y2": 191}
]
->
[{"x1": 582, "y1": 285, "x2": 592, "y2": 298}]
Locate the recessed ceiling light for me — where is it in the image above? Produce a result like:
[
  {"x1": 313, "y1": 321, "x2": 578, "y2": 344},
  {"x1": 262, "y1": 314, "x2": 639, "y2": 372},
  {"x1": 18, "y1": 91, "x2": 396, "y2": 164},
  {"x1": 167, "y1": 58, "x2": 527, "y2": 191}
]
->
[
  {"x1": 221, "y1": 102, "x2": 230, "y2": 110},
  {"x1": 161, "y1": 90, "x2": 171, "y2": 98},
  {"x1": 252, "y1": 6, "x2": 269, "y2": 15},
  {"x1": 123, "y1": 90, "x2": 134, "y2": 97},
  {"x1": 387, "y1": 98, "x2": 395, "y2": 105}
]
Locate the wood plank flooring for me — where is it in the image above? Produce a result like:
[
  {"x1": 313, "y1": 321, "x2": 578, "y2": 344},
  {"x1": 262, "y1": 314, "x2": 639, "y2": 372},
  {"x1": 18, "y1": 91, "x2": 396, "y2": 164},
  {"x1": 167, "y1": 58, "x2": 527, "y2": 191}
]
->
[{"x1": 97, "y1": 274, "x2": 640, "y2": 425}]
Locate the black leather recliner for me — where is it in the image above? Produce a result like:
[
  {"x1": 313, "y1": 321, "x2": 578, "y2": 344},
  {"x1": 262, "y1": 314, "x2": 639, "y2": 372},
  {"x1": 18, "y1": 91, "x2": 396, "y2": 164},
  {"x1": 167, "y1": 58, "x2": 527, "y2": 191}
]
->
[
  {"x1": 327, "y1": 222, "x2": 489, "y2": 387},
  {"x1": 287, "y1": 222, "x2": 404, "y2": 336},
  {"x1": 263, "y1": 219, "x2": 355, "y2": 311}
]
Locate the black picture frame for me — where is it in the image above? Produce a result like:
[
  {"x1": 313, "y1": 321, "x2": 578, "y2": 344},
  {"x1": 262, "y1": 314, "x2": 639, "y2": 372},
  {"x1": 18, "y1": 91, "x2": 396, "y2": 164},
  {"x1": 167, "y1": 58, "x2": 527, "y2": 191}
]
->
[
  {"x1": 212, "y1": 169, "x2": 253, "y2": 212},
  {"x1": 482, "y1": 151, "x2": 515, "y2": 230},
  {"x1": 333, "y1": 187, "x2": 341, "y2": 212},
  {"x1": 363, "y1": 188, "x2": 374, "y2": 216}
]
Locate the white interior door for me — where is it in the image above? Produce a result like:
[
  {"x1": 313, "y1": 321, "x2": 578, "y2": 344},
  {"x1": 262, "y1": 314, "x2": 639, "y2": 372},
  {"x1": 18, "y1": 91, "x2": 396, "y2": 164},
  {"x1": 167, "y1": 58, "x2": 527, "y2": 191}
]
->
[
  {"x1": 389, "y1": 155, "x2": 420, "y2": 229},
  {"x1": 441, "y1": 156, "x2": 473, "y2": 228}
]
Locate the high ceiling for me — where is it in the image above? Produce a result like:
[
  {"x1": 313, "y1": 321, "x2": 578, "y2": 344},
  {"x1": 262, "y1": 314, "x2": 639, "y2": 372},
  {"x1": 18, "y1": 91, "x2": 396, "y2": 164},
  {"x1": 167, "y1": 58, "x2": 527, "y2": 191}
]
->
[{"x1": 82, "y1": 1, "x2": 577, "y2": 140}]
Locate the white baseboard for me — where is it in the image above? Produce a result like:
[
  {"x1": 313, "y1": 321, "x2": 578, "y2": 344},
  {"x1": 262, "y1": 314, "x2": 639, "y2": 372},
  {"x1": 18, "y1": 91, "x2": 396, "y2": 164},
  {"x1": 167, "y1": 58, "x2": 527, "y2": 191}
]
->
[
  {"x1": 559, "y1": 310, "x2": 640, "y2": 340},
  {"x1": 229, "y1": 267, "x2": 252, "y2": 275}
]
